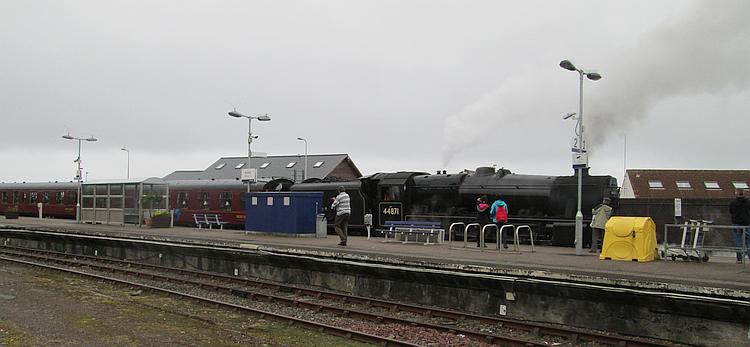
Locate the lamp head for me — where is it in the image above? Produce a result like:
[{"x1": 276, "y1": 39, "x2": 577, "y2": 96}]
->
[
  {"x1": 586, "y1": 72, "x2": 602, "y2": 81},
  {"x1": 62, "y1": 134, "x2": 74, "y2": 140},
  {"x1": 559, "y1": 59, "x2": 577, "y2": 71},
  {"x1": 296, "y1": 137, "x2": 305, "y2": 141},
  {"x1": 121, "y1": 147, "x2": 127, "y2": 151},
  {"x1": 228, "y1": 111, "x2": 244, "y2": 118},
  {"x1": 85, "y1": 137, "x2": 97, "y2": 142},
  {"x1": 563, "y1": 112, "x2": 577, "y2": 120},
  {"x1": 257, "y1": 114, "x2": 271, "y2": 121}
]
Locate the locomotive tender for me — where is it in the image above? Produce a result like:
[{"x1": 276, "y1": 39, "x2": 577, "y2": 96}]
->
[{"x1": 0, "y1": 166, "x2": 618, "y2": 246}]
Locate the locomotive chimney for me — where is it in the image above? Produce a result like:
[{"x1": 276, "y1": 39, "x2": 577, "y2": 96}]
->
[{"x1": 442, "y1": 170, "x2": 447, "y2": 174}]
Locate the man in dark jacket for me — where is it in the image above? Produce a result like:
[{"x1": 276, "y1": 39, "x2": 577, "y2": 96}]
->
[{"x1": 729, "y1": 189, "x2": 750, "y2": 263}]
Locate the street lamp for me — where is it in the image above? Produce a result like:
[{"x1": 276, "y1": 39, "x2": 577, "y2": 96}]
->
[
  {"x1": 62, "y1": 133, "x2": 97, "y2": 223},
  {"x1": 560, "y1": 59, "x2": 602, "y2": 256},
  {"x1": 296, "y1": 137, "x2": 308, "y2": 181},
  {"x1": 121, "y1": 147, "x2": 130, "y2": 179},
  {"x1": 228, "y1": 110, "x2": 271, "y2": 192}
]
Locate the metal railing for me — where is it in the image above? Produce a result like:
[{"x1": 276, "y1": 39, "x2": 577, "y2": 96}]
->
[
  {"x1": 448, "y1": 222, "x2": 533, "y2": 253},
  {"x1": 662, "y1": 222, "x2": 748, "y2": 263}
]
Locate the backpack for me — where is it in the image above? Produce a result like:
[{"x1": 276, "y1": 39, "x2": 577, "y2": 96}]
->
[{"x1": 495, "y1": 205, "x2": 508, "y2": 222}]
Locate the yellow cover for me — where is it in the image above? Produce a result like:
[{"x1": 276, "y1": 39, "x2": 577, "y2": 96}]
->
[{"x1": 600, "y1": 217, "x2": 657, "y2": 262}]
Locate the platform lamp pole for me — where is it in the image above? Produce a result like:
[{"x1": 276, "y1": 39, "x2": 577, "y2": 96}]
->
[
  {"x1": 228, "y1": 110, "x2": 271, "y2": 193},
  {"x1": 121, "y1": 147, "x2": 130, "y2": 179},
  {"x1": 62, "y1": 133, "x2": 98, "y2": 223},
  {"x1": 560, "y1": 59, "x2": 601, "y2": 256},
  {"x1": 297, "y1": 137, "x2": 308, "y2": 182}
]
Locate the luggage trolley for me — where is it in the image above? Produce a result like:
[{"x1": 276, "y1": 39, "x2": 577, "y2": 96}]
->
[{"x1": 663, "y1": 219, "x2": 712, "y2": 262}]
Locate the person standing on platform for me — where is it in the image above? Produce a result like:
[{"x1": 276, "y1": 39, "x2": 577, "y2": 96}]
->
[
  {"x1": 475, "y1": 196, "x2": 490, "y2": 247},
  {"x1": 331, "y1": 186, "x2": 351, "y2": 246},
  {"x1": 589, "y1": 197, "x2": 613, "y2": 254},
  {"x1": 729, "y1": 189, "x2": 750, "y2": 263},
  {"x1": 490, "y1": 197, "x2": 509, "y2": 248}
]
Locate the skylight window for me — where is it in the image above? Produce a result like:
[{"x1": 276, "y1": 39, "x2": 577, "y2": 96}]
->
[
  {"x1": 732, "y1": 181, "x2": 749, "y2": 189},
  {"x1": 214, "y1": 163, "x2": 226, "y2": 169},
  {"x1": 704, "y1": 181, "x2": 720, "y2": 190},
  {"x1": 313, "y1": 161, "x2": 325, "y2": 168},
  {"x1": 648, "y1": 180, "x2": 663, "y2": 189},
  {"x1": 260, "y1": 162, "x2": 270, "y2": 169},
  {"x1": 675, "y1": 181, "x2": 691, "y2": 189},
  {"x1": 235, "y1": 163, "x2": 245, "y2": 169},
  {"x1": 286, "y1": 162, "x2": 296, "y2": 168}
]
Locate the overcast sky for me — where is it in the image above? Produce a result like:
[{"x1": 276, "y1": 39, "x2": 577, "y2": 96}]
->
[{"x1": 2, "y1": 1, "x2": 749, "y2": 185}]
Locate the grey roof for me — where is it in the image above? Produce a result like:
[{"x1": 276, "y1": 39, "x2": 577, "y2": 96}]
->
[
  {"x1": 163, "y1": 154, "x2": 358, "y2": 181},
  {"x1": 0, "y1": 181, "x2": 78, "y2": 190},
  {"x1": 84, "y1": 177, "x2": 167, "y2": 185},
  {"x1": 162, "y1": 170, "x2": 205, "y2": 181}
]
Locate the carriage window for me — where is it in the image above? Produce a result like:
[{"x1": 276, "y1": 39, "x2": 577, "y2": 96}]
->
[
  {"x1": 177, "y1": 192, "x2": 188, "y2": 208},
  {"x1": 1, "y1": 192, "x2": 7, "y2": 204},
  {"x1": 12, "y1": 192, "x2": 19, "y2": 204},
  {"x1": 42, "y1": 192, "x2": 50, "y2": 203},
  {"x1": 199, "y1": 192, "x2": 210, "y2": 210},
  {"x1": 55, "y1": 192, "x2": 64, "y2": 204},
  {"x1": 21, "y1": 192, "x2": 28, "y2": 202},
  {"x1": 219, "y1": 192, "x2": 232, "y2": 211}
]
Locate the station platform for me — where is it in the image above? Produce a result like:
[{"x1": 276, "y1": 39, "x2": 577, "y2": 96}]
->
[{"x1": 1, "y1": 216, "x2": 749, "y2": 300}]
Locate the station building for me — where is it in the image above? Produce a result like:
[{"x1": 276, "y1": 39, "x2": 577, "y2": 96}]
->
[{"x1": 163, "y1": 154, "x2": 362, "y2": 182}]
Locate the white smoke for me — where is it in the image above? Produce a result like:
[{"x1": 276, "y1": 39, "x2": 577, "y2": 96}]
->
[{"x1": 442, "y1": 0, "x2": 750, "y2": 166}]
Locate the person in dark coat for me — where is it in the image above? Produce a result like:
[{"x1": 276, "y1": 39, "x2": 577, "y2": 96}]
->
[
  {"x1": 475, "y1": 196, "x2": 490, "y2": 247},
  {"x1": 729, "y1": 189, "x2": 750, "y2": 263}
]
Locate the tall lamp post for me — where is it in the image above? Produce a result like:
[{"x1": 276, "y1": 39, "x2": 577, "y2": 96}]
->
[
  {"x1": 228, "y1": 110, "x2": 271, "y2": 192},
  {"x1": 296, "y1": 137, "x2": 308, "y2": 181},
  {"x1": 121, "y1": 147, "x2": 130, "y2": 179},
  {"x1": 560, "y1": 59, "x2": 601, "y2": 256},
  {"x1": 62, "y1": 133, "x2": 98, "y2": 223}
]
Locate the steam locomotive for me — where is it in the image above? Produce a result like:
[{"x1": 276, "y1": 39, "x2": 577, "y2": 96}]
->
[
  {"x1": 0, "y1": 166, "x2": 618, "y2": 246},
  {"x1": 293, "y1": 167, "x2": 619, "y2": 246}
]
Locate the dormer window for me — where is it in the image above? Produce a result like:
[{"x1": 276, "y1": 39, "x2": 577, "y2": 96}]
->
[
  {"x1": 214, "y1": 163, "x2": 226, "y2": 169},
  {"x1": 676, "y1": 181, "x2": 692, "y2": 189},
  {"x1": 286, "y1": 162, "x2": 296, "y2": 168},
  {"x1": 704, "y1": 181, "x2": 720, "y2": 190},
  {"x1": 313, "y1": 161, "x2": 325, "y2": 168},
  {"x1": 260, "y1": 162, "x2": 270, "y2": 169},
  {"x1": 732, "y1": 181, "x2": 749, "y2": 189},
  {"x1": 235, "y1": 163, "x2": 245, "y2": 169},
  {"x1": 648, "y1": 180, "x2": 663, "y2": 189}
]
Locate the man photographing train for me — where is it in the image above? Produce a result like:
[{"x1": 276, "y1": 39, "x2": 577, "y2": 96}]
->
[{"x1": 331, "y1": 186, "x2": 351, "y2": 246}]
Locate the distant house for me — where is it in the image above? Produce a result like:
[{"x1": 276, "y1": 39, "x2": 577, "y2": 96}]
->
[
  {"x1": 621, "y1": 169, "x2": 750, "y2": 199},
  {"x1": 163, "y1": 154, "x2": 362, "y2": 182}
]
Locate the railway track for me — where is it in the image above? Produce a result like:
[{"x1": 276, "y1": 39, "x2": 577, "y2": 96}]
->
[{"x1": 0, "y1": 245, "x2": 680, "y2": 346}]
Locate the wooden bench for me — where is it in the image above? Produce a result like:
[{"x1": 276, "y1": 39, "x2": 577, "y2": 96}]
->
[
  {"x1": 381, "y1": 220, "x2": 444, "y2": 245},
  {"x1": 193, "y1": 213, "x2": 227, "y2": 230}
]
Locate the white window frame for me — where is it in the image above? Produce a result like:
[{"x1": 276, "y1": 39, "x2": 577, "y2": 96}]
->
[
  {"x1": 286, "y1": 162, "x2": 296, "y2": 168},
  {"x1": 704, "y1": 181, "x2": 721, "y2": 190},
  {"x1": 648, "y1": 180, "x2": 664, "y2": 189}
]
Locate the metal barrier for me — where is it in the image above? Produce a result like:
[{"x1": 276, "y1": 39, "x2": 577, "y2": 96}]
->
[
  {"x1": 662, "y1": 223, "x2": 748, "y2": 263},
  {"x1": 479, "y1": 224, "x2": 501, "y2": 251},
  {"x1": 448, "y1": 222, "x2": 465, "y2": 249},
  {"x1": 513, "y1": 225, "x2": 535, "y2": 253}
]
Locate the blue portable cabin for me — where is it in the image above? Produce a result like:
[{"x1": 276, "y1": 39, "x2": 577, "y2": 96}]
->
[{"x1": 245, "y1": 191, "x2": 323, "y2": 235}]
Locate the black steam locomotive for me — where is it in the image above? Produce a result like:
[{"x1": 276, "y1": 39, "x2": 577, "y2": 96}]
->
[{"x1": 292, "y1": 167, "x2": 619, "y2": 246}]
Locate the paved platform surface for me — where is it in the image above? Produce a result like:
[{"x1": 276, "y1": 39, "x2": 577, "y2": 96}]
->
[{"x1": 2, "y1": 217, "x2": 749, "y2": 299}]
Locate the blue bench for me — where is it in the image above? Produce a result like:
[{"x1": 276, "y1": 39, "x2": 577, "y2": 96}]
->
[{"x1": 382, "y1": 220, "x2": 444, "y2": 245}]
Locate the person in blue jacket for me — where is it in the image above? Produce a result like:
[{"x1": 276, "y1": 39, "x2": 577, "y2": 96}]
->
[{"x1": 490, "y1": 198, "x2": 510, "y2": 248}]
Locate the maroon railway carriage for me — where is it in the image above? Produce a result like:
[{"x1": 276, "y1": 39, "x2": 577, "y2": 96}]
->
[
  {"x1": 168, "y1": 178, "x2": 294, "y2": 228},
  {"x1": 0, "y1": 182, "x2": 79, "y2": 218}
]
